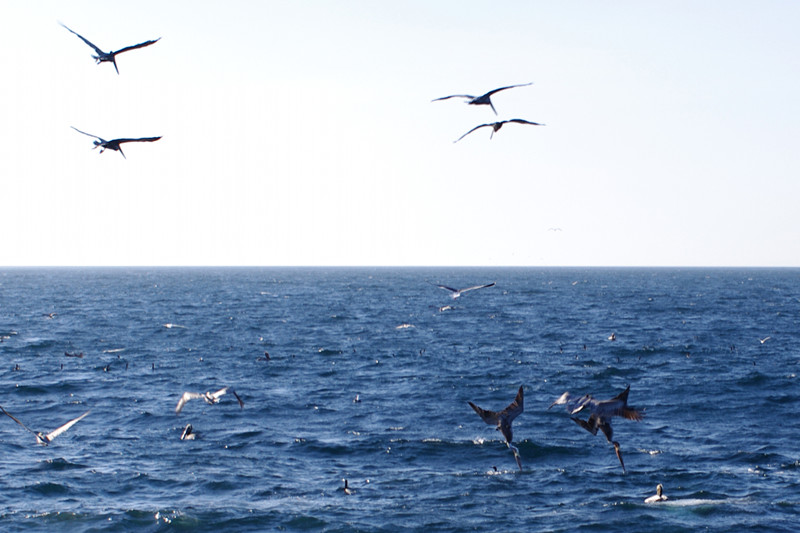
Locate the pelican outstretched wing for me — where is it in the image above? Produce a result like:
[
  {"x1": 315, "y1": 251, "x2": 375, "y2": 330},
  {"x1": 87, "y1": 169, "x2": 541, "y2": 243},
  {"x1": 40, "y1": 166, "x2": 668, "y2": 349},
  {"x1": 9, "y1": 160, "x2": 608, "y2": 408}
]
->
[
  {"x1": 459, "y1": 282, "x2": 496, "y2": 294},
  {"x1": 454, "y1": 123, "x2": 493, "y2": 143},
  {"x1": 0, "y1": 405, "x2": 38, "y2": 435},
  {"x1": 175, "y1": 392, "x2": 204, "y2": 414},
  {"x1": 114, "y1": 136, "x2": 162, "y2": 145},
  {"x1": 59, "y1": 23, "x2": 105, "y2": 55},
  {"x1": 70, "y1": 126, "x2": 104, "y2": 141},
  {"x1": 114, "y1": 38, "x2": 161, "y2": 56},
  {"x1": 45, "y1": 410, "x2": 90, "y2": 441},
  {"x1": 506, "y1": 119, "x2": 545, "y2": 127},
  {"x1": 481, "y1": 83, "x2": 533, "y2": 98},
  {"x1": 431, "y1": 94, "x2": 475, "y2": 102}
]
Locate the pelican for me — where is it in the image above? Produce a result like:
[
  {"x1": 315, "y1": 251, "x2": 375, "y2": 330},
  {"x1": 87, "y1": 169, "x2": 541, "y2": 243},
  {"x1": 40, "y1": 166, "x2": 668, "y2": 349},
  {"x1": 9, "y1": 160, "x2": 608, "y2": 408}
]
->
[
  {"x1": 469, "y1": 385, "x2": 524, "y2": 470},
  {"x1": 342, "y1": 479, "x2": 354, "y2": 495},
  {"x1": 549, "y1": 385, "x2": 644, "y2": 473},
  {"x1": 454, "y1": 119, "x2": 544, "y2": 143},
  {"x1": 432, "y1": 83, "x2": 532, "y2": 115},
  {"x1": 180, "y1": 423, "x2": 196, "y2": 440},
  {"x1": 59, "y1": 23, "x2": 160, "y2": 74},
  {"x1": 71, "y1": 127, "x2": 161, "y2": 159},
  {"x1": 436, "y1": 282, "x2": 495, "y2": 299},
  {"x1": 644, "y1": 484, "x2": 668, "y2": 503},
  {"x1": 0, "y1": 405, "x2": 89, "y2": 446},
  {"x1": 175, "y1": 387, "x2": 244, "y2": 414}
]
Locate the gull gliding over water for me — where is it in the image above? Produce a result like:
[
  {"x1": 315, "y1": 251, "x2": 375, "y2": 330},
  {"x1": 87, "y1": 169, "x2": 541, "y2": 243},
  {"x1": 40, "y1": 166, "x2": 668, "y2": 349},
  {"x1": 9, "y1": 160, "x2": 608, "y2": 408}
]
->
[
  {"x1": 454, "y1": 119, "x2": 544, "y2": 143},
  {"x1": 469, "y1": 386, "x2": 525, "y2": 470},
  {"x1": 432, "y1": 83, "x2": 533, "y2": 115},
  {"x1": 549, "y1": 385, "x2": 644, "y2": 473},
  {"x1": 0, "y1": 405, "x2": 90, "y2": 446},
  {"x1": 60, "y1": 23, "x2": 160, "y2": 74},
  {"x1": 175, "y1": 387, "x2": 244, "y2": 414},
  {"x1": 71, "y1": 127, "x2": 162, "y2": 159},
  {"x1": 436, "y1": 282, "x2": 496, "y2": 299}
]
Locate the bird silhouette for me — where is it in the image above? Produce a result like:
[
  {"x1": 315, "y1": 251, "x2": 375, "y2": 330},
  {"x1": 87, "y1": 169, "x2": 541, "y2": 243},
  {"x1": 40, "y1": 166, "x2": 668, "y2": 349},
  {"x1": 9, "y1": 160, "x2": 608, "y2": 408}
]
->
[
  {"x1": 71, "y1": 127, "x2": 161, "y2": 159},
  {"x1": 60, "y1": 22, "x2": 160, "y2": 74},
  {"x1": 432, "y1": 83, "x2": 532, "y2": 115},
  {"x1": 454, "y1": 119, "x2": 544, "y2": 143}
]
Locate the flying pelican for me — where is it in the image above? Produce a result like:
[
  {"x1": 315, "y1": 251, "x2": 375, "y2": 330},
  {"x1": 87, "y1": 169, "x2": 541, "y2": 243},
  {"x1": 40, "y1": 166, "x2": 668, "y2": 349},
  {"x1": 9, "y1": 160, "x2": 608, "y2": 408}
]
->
[
  {"x1": 436, "y1": 282, "x2": 496, "y2": 299},
  {"x1": 0, "y1": 405, "x2": 90, "y2": 446},
  {"x1": 454, "y1": 119, "x2": 544, "y2": 143},
  {"x1": 469, "y1": 385, "x2": 524, "y2": 470},
  {"x1": 549, "y1": 385, "x2": 644, "y2": 473},
  {"x1": 71, "y1": 127, "x2": 161, "y2": 159},
  {"x1": 175, "y1": 387, "x2": 244, "y2": 414},
  {"x1": 644, "y1": 484, "x2": 668, "y2": 503},
  {"x1": 59, "y1": 23, "x2": 160, "y2": 74},
  {"x1": 432, "y1": 83, "x2": 533, "y2": 115}
]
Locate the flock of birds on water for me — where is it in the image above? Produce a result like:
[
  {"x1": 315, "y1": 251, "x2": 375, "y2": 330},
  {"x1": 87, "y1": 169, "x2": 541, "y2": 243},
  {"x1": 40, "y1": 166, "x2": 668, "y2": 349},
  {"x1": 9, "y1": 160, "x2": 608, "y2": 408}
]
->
[
  {"x1": 3, "y1": 280, "x2": 673, "y2": 504},
  {"x1": 56, "y1": 22, "x2": 544, "y2": 159}
]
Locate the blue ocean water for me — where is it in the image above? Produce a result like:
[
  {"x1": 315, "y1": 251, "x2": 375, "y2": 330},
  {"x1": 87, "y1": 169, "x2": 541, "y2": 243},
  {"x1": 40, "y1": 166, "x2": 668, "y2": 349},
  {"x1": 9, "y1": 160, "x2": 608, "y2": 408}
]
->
[{"x1": 0, "y1": 267, "x2": 798, "y2": 532}]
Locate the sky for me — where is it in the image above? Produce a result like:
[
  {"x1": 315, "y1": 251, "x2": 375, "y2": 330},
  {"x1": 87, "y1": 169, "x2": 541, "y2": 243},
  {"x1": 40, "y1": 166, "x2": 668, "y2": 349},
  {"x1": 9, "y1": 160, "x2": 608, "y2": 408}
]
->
[{"x1": 1, "y1": 1, "x2": 799, "y2": 267}]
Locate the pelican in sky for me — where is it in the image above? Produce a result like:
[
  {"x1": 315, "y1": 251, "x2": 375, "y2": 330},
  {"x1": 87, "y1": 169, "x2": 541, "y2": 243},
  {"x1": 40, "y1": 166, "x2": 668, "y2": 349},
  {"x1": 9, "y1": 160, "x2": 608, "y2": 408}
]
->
[
  {"x1": 436, "y1": 282, "x2": 496, "y2": 299},
  {"x1": 60, "y1": 22, "x2": 160, "y2": 74},
  {"x1": 175, "y1": 387, "x2": 244, "y2": 414},
  {"x1": 454, "y1": 119, "x2": 544, "y2": 143},
  {"x1": 432, "y1": 83, "x2": 533, "y2": 115},
  {"x1": 71, "y1": 127, "x2": 161, "y2": 159},
  {"x1": 549, "y1": 385, "x2": 644, "y2": 473},
  {"x1": 0, "y1": 405, "x2": 90, "y2": 446},
  {"x1": 469, "y1": 385, "x2": 525, "y2": 470}
]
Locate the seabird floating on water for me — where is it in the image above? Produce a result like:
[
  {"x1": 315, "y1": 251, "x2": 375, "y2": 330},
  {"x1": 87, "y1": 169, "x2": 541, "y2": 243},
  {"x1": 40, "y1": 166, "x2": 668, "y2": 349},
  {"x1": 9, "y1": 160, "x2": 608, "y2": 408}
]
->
[
  {"x1": 59, "y1": 22, "x2": 160, "y2": 74},
  {"x1": 180, "y1": 423, "x2": 197, "y2": 440},
  {"x1": 644, "y1": 483, "x2": 668, "y2": 503},
  {"x1": 549, "y1": 385, "x2": 644, "y2": 473},
  {"x1": 71, "y1": 127, "x2": 162, "y2": 159},
  {"x1": 342, "y1": 479, "x2": 354, "y2": 495},
  {"x1": 0, "y1": 405, "x2": 90, "y2": 446},
  {"x1": 432, "y1": 83, "x2": 533, "y2": 115},
  {"x1": 436, "y1": 282, "x2": 496, "y2": 299},
  {"x1": 454, "y1": 119, "x2": 544, "y2": 143},
  {"x1": 469, "y1": 385, "x2": 525, "y2": 470},
  {"x1": 175, "y1": 387, "x2": 244, "y2": 414}
]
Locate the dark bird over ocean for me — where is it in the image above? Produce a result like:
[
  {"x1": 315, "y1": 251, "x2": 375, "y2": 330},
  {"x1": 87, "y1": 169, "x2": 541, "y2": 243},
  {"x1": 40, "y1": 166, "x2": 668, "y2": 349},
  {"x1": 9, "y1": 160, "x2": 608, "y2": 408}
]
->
[
  {"x1": 469, "y1": 385, "x2": 525, "y2": 470},
  {"x1": 59, "y1": 22, "x2": 160, "y2": 74}
]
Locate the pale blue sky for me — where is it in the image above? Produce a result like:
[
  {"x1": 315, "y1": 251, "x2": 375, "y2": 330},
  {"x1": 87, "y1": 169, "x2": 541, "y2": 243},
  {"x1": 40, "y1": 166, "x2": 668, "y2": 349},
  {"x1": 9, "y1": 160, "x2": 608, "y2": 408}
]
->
[{"x1": 1, "y1": 1, "x2": 798, "y2": 266}]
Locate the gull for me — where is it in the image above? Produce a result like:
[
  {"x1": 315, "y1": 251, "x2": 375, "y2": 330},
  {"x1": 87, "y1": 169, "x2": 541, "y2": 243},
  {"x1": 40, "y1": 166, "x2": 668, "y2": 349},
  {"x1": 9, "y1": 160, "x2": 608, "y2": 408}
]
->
[
  {"x1": 644, "y1": 483, "x2": 668, "y2": 503},
  {"x1": 175, "y1": 387, "x2": 244, "y2": 414},
  {"x1": 436, "y1": 282, "x2": 495, "y2": 299},
  {"x1": 59, "y1": 22, "x2": 160, "y2": 75},
  {"x1": 432, "y1": 83, "x2": 533, "y2": 115},
  {"x1": 0, "y1": 405, "x2": 90, "y2": 446},
  {"x1": 759, "y1": 336, "x2": 771, "y2": 344},
  {"x1": 454, "y1": 119, "x2": 544, "y2": 143},
  {"x1": 71, "y1": 127, "x2": 161, "y2": 159},
  {"x1": 549, "y1": 385, "x2": 644, "y2": 473},
  {"x1": 469, "y1": 385, "x2": 524, "y2": 470}
]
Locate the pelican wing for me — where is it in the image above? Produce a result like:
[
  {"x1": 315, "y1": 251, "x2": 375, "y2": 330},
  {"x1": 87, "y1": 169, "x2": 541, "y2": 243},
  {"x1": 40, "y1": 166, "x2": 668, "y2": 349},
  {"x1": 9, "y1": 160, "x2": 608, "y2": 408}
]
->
[
  {"x1": 437, "y1": 284, "x2": 459, "y2": 293},
  {"x1": 0, "y1": 405, "x2": 38, "y2": 435},
  {"x1": 113, "y1": 38, "x2": 161, "y2": 56},
  {"x1": 499, "y1": 385, "x2": 524, "y2": 423},
  {"x1": 45, "y1": 410, "x2": 90, "y2": 441},
  {"x1": 71, "y1": 126, "x2": 104, "y2": 141},
  {"x1": 481, "y1": 83, "x2": 533, "y2": 98},
  {"x1": 571, "y1": 416, "x2": 599, "y2": 436},
  {"x1": 59, "y1": 23, "x2": 105, "y2": 55},
  {"x1": 506, "y1": 118, "x2": 545, "y2": 127},
  {"x1": 175, "y1": 392, "x2": 204, "y2": 414},
  {"x1": 454, "y1": 123, "x2": 492, "y2": 143},
  {"x1": 114, "y1": 136, "x2": 162, "y2": 144},
  {"x1": 468, "y1": 401, "x2": 499, "y2": 426},
  {"x1": 459, "y1": 282, "x2": 496, "y2": 294},
  {"x1": 431, "y1": 94, "x2": 475, "y2": 102},
  {"x1": 230, "y1": 389, "x2": 245, "y2": 409}
]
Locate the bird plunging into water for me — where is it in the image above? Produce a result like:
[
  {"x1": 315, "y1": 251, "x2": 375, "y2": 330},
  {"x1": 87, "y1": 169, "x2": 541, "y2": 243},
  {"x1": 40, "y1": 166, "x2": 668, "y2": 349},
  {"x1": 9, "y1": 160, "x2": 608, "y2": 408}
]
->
[
  {"x1": 469, "y1": 385, "x2": 525, "y2": 470},
  {"x1": 0, "y1": 404, "x2": 90, "y2": 446},
  {"x1": 454, "y1": 119, "x2": 544, "y2": 143},
  {"x1": 71, "y1": 127, "x2": 162, "y2": 159},
  {"x1": 432, "y1": 83, "x2": 533, "y2": 115},
  {"x1": 59, "y1": 23, "x2": 160, "y2": 74},
  {"x1": 549, "y1": 385, "x2": 644, "y2": 473}
]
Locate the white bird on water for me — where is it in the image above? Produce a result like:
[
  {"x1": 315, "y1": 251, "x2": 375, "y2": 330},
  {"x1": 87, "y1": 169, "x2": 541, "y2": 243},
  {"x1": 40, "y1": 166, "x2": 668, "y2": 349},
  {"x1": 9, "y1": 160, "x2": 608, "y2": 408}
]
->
[
  {"x1": 549, "y1": 385, "x2": 644, "y2": 473},
  {"x1": 0, "y1": 405, "x2": 90, "y2": 446},
  {"x1": 469, "y1": 385, "x2": 525, "y2": 470},
  {"x1": 432, "y1": 83, "x2": 533, "y2": 115},
  {"x1": 175, "y1": 387, "x2": 244, "y2": 414},
  {"x1": 60, "y1": 22, "x2": 160, "y2": 74},
  {"x1": 644, "y1": 484, "x2": 668, "y2": 503},
  {"x1": 436, "y1": 282, "x2": 496, "y2": 299}
]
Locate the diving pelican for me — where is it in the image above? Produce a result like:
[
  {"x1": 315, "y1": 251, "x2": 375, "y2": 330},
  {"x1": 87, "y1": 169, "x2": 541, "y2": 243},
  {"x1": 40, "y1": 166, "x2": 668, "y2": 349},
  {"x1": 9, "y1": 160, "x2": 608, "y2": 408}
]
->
[
  {"x1": 454, "y1": 119, "x2": 544, "y2": 143},
  {"x1": 175, "y1": 387, "x2": 244, "y2": 414},
  {"x1": 644, "y1": 483, "x2": 668, "y2": 503},
  {"x1": 469, "y1": 385, "x2": 524, "y2": 470},
  {"x1": 436, "y1": 282, "x2": 495, "y2": 299},
  {"x1": 71, "y1": 127, "x2": 161, "y2": 159},
  {"x1": 60, "y1": 22, "x2": 160, "y2": 74},
  {"x1": 432, "y1": 83, "x2": 532, "y2": 115},
  {"x1": 0, "y1": 405, "x2": 90, "y2": 446},
  {"x1": 549, "y1": 385, "x2": 644, "y2": 473}
]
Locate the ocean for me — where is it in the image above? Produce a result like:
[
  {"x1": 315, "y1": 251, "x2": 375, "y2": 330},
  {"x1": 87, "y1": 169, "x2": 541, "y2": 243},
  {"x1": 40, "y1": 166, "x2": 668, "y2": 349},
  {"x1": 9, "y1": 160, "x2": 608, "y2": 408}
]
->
[{"x1": 0, "y1": 267, "x2": 798, "y2": 532}]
